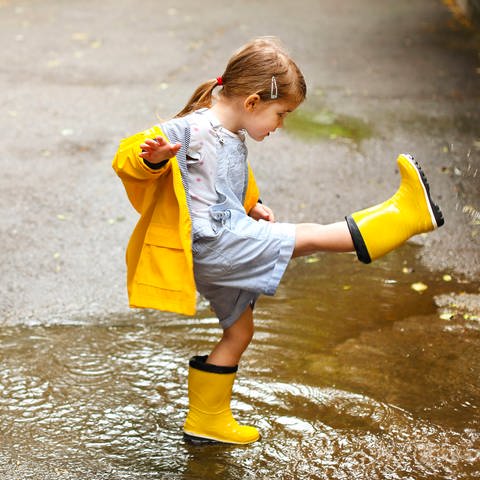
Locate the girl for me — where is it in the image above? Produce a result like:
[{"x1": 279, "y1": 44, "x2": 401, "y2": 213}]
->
[{"x1": 112, "y1": 37, "x2": 444, "y2": 445}]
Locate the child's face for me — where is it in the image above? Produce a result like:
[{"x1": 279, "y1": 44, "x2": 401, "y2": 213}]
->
[{"x1": 244, "y1": 98, "x2": 299, "y2": 142}]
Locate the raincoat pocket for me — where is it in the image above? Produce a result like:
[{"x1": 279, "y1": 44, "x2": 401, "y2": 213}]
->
[{"x1": 136, "y1": 224, "x2": 187, "y2": 292}]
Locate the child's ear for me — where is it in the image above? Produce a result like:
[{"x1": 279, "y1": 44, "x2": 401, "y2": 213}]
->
[{"x1": 244, "y1": 94, "x2": 261, "y2": 112}]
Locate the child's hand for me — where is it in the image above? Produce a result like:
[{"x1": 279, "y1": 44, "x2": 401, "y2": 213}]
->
[
  {"x1": 139, "y1": 137, "x2": 181, "y2": 164},
  {"x1": 249, "y1": 202, "x2": 275, "y2": 222}
]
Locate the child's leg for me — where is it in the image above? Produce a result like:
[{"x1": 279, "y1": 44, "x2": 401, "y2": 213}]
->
[
  {"x1": 183, "y1": 305, "x2": 259, "y2": 445},
  {"x1": 293, "y1": 221, "x2": 354, "y2": 258},
  {"x1": 207, "y1": 305, "x2": 254, "y2": 367}
]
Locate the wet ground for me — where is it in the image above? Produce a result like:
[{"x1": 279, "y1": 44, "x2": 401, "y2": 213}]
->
[
  {"x1": 0, "y1": 0, "x2": 479, "y2": 479},
  {"x1": 1, "y1": 247, "x2": 479, "y2": 479}
]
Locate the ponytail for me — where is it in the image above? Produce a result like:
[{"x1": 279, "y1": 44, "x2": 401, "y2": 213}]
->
[
  {"x1": 175, "y1": 79, "x2": 219, "y2": 117},
  {"x1": 173, "y1": 37, "x2": 306, "y2": 118}
]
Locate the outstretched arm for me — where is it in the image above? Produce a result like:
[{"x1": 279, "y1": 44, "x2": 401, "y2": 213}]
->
[
  {"x1": 139, "y1": 136, "x2": 181, "y2": 164},
  {"x1": 112, "y1": 127, "x2": 181, "y2": 213}
]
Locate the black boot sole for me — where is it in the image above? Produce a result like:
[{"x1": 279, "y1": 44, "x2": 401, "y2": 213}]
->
[
  {"x1": 183, "y1": 432, "x2": 220, "y2": 445},
  {"x1": 404, "y1": 154, "x2": 445, "y2": 228}
]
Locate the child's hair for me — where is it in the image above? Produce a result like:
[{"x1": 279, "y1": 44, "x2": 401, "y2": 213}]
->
[{"x1": 175, "y1": 37, "x2": 306, "y2": 118}]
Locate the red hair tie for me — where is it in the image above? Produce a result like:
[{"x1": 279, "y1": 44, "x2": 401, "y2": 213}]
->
[{"x1": 216, "y1": 76, "x2": 223, "y2": 86}]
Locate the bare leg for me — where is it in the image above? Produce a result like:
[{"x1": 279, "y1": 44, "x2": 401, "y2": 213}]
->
[
  {"x1": 293, "y1": 221, "x2": 354, "y2": 258},
  {"x1": 207, "y1": 306, "x2": 254, "y2": 367}
]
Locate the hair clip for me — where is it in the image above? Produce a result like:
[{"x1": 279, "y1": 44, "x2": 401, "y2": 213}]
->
[{"x1": 270, "y1": 75, "x2": 278, "y2": 99}]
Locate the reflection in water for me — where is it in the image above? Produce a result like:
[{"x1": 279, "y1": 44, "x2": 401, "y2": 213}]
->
[{"x1": 0, "y1": 247, "x2": 478, "y2": 479}]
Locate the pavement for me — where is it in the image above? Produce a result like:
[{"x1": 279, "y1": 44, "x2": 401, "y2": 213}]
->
[{"x1": 0, "y1": 0, "x2": 479, "y2": 325}]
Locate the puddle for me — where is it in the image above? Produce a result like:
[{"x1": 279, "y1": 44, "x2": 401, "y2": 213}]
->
[
  {"x1": 284, "y1": 108, "x2": 373, "y2": 143},
  {"x1": 0, "y1": 245, "x2": 479, "y2": 479}
]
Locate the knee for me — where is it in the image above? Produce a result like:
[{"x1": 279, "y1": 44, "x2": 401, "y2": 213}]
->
[
  {"x1": 238, "y1": 322, "x2": 254, "y2": 350},
  {"x1": 224, "y1": 325, "x2": 254, "y2": 353},
  {"x1": 223, "y1": 314, "x2": 254, "y2": 353}
]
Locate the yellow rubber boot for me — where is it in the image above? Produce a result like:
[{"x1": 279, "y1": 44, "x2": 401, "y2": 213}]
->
[
  {"x1": 346, "y1": 154, "x2": 444, "y2": 263},
  {"x1": 183, "y1": 355, "x2": 260, "y2": 445}
]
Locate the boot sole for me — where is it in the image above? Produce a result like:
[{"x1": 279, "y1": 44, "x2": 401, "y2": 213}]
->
[
  {"x1": 183, "y1": 432, "x2": 220, "y2": 445},
  {"x1": 183, "y1": 431, "x2": 259, "y2": 446},
  {"x1": 401, "y1": 154, "x2": 445, "y2": 228}
]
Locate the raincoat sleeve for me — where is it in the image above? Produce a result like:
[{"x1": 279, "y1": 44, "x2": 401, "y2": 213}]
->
[{"x1": 112, "y1": 125, "x2": 172, "y2": 214}]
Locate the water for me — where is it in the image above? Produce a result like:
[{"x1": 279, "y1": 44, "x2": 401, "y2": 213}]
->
[
  {"x1": 284, "y1": 107, "x2": 373, "y2": 143},
  {"x1": 0, "y1": 246, "x2": 479, "y2": 480}
]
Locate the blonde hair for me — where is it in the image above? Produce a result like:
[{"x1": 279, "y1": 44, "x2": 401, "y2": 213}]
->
[{"x1": 175, "y1": 37, "x2": 306, "y2": 117}]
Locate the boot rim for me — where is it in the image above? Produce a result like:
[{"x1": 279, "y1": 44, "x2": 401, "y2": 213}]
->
[
  {"x1": 189, "y1": 355, "x2": 238, "y2": 374},
  {"x1": 345, "y1": 215, "x2": 372, "y2": 264}
]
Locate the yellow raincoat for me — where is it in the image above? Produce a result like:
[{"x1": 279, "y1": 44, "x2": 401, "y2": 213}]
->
[{"x1": 112, "y1": 124, "x2": 260, "y2": 315}]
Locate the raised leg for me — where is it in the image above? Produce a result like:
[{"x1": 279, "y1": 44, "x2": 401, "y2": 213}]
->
[
  {"x1": 293, "y1": 154, "x2": 444, "y2": 263},
  {"x1": 292, "y1": 221, "x2": 354, "y2": 258},
  {"x1": 346, "y1": 154, "x2": 444, "y2": 263}
]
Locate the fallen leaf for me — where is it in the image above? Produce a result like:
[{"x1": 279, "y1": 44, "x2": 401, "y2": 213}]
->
[
  {"x1": 442, "y1": 274, "x2": 452, "y2": 282},
  {"x1": 188, "y1": 40, "x2": 204, "y2": 51},
  {"x1": 107, "y1": 216, "x2": 125, "y2": 225},
  {"x1": 72, "y1": 32, "x2": 88, "y2": 41},
  {"x1": 47, "y1": 59, "x2": 61, "y2": 68},
  {"x1": 411, "y1": 282, "x2": 428, "y2": 292}
]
